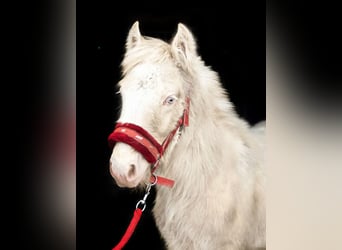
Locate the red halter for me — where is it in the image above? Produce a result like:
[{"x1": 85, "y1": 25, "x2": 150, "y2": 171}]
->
[{"x1": 108, "y1": 97, "x2": 190, "y2": 187}]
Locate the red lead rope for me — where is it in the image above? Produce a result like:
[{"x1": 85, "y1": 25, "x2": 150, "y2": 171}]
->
[
  {"x1": 112, "y1": 208, "x2": 142, "y2": 250},
  {"x1": 112, "y1": 178, "x2": 156, "y2": 250}
]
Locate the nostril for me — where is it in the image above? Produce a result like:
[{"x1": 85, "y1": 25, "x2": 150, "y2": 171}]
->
[{"x1": 127, "y1": 164, "x2": 136, "y2": 178}]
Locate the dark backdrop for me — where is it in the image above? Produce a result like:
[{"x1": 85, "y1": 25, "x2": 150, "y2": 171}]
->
[{"x1": 77, "y1": 4, "x2": 264, "y2": 250}]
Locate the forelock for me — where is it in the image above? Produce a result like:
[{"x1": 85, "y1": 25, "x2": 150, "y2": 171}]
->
[{"x1": 121, "y1": 37, "x2": 173, "y2": 76}]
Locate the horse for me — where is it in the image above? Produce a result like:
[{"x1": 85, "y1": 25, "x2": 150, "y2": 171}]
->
[{"x1": 108, "y1": 21, "x2": 266, "y2": 250}]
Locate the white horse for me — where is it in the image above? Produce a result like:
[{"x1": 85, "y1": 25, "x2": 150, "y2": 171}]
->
[{"x1": 109, "y1": 21, "x2": 266, "y2": 250}]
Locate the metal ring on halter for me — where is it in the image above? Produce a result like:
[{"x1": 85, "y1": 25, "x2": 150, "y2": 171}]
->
[{"x1": 150, "y1": 173, "x2": 158, "y2": 186}]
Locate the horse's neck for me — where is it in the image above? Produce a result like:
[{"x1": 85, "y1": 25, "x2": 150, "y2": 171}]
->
[{"x1": 159, "y1": 71, "x2": 252, "y2": 190}]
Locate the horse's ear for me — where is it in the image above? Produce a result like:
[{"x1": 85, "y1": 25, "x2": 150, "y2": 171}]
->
[
  {"x1": 126, "y1": 21, "x2": 142, "y2": 50},
  {"x1": 171, "y1": 23, "x2": 198, "y2": 66}
]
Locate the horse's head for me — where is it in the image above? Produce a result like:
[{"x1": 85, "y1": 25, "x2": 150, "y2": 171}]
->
[{"x1": 109, "y1": 21, "x2": 197, "y2": 188}]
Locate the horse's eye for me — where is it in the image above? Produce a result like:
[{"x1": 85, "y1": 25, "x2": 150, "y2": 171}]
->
[{"x1": 164, "y1": 96, "x2": 177, "y2": 105}]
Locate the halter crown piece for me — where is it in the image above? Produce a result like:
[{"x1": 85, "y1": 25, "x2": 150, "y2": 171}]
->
[{"x1": 108, "y1": 96, "x2": 190, "y2": 188}]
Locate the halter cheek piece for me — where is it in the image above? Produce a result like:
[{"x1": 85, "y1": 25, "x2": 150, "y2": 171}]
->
[{"x1": 108, "y1": 97, "x2": 190, "y2": 187}]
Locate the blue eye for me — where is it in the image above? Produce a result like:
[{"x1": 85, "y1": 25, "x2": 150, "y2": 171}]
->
[{"x1": 164, "y1": 96, "x2": 177, "y2": 105}]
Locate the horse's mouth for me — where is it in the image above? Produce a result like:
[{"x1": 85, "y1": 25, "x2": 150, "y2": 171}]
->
[{"x1": 110, "y1": 163, "x2": 151, "y2": 189}]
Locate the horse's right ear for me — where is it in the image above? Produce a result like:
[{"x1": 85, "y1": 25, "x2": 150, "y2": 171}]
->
[
  {"x1": 126, "y1": 21, "x2": 142, "y2": 50},
  {"x1": 171, "y1": 23, "x2": 198, "y2": 70}
]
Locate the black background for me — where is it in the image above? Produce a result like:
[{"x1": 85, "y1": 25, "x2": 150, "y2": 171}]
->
[
  {"x1": 77, "y1": 4, "x2": 265, "y2": 250},
  {"x1": 13, "y1": 1, "x2": 342, "y2": 249}
]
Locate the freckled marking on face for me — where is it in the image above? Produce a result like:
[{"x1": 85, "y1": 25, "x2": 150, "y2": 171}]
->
[{"x1": 132, "y1": 64, "x2": 161, "y2": 90}]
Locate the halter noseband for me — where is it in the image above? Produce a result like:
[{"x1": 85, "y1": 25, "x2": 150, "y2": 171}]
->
[{"x1": 108, "y1": 97, "x2": 190, "y2": 187}]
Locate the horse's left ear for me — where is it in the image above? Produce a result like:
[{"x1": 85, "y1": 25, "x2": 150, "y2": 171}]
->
[{"x1": 171, "y1": 23, "x2": 198, "y2": 66}]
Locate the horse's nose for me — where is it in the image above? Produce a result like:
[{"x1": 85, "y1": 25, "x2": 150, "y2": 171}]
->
[
  {"x1": 127, "y1": 164, "x2": 136, "y2": 179},
  {"x1": 109, "y1": 158, "x2": 139, "y2": 188},
  {"x1": 109, "y1": 143, "x2": 147, "y2": 188}
]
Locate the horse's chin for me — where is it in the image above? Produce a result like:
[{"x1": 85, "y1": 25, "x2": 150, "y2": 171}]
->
[{"x1": 114, "y1": 178, "x2": 141, "y2": 189}]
